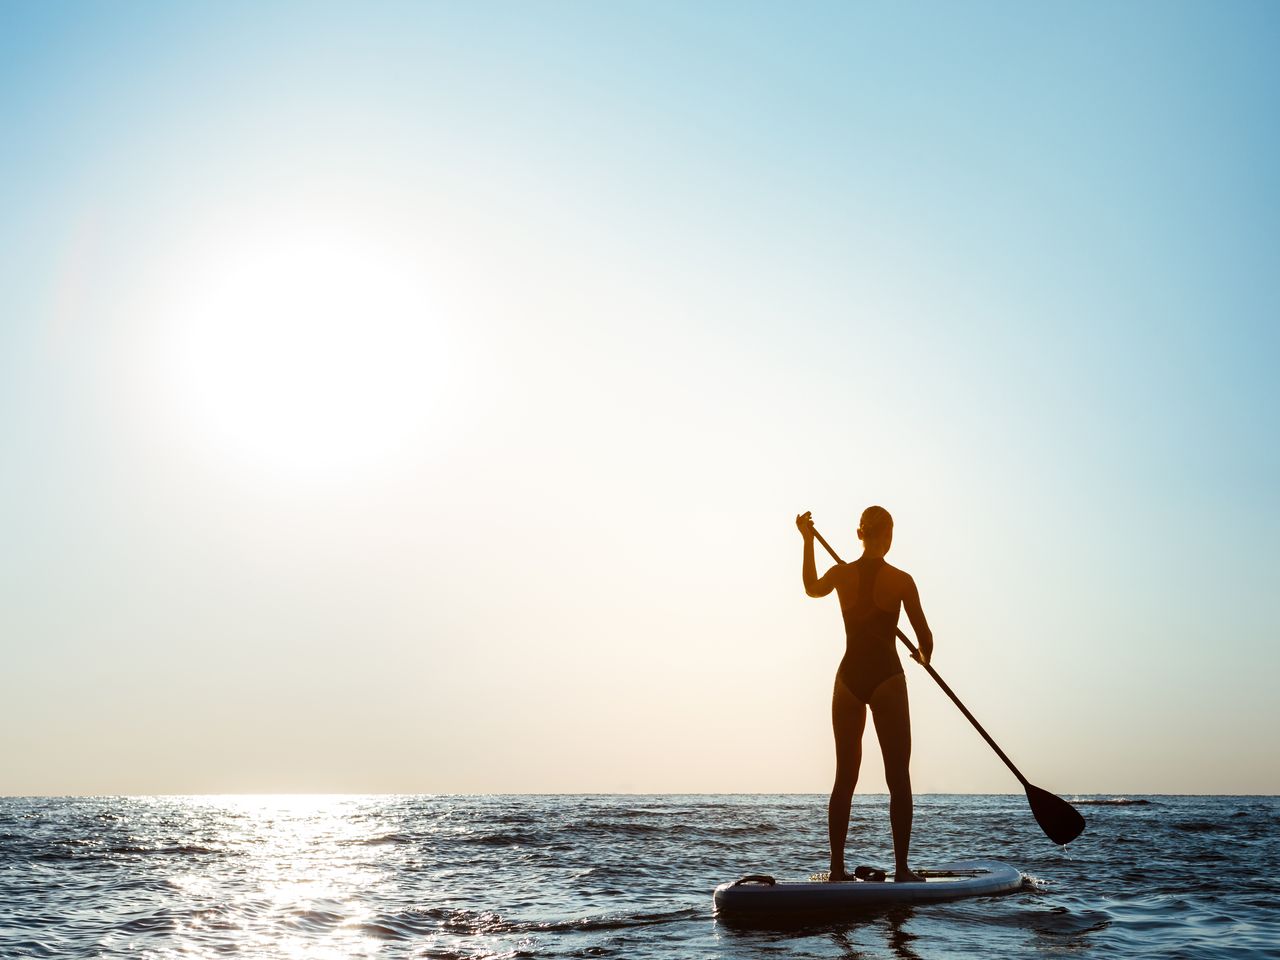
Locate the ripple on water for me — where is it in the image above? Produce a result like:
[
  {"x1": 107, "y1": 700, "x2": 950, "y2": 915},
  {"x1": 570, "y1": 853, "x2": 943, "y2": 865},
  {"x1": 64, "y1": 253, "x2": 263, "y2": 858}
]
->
[{"x1": 0, "y1": 795, "x2": 1277, "y2": 959}]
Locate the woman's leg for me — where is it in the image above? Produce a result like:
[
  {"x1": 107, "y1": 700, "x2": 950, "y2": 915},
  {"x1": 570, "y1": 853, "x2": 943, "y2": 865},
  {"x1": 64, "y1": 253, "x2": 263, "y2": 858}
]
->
[
  {"x1": 829, "y1": 676, "x2": 867, "y2": 880},
  {"x1": 870, "y1": 673, "x2": 921, "y2": 881}
]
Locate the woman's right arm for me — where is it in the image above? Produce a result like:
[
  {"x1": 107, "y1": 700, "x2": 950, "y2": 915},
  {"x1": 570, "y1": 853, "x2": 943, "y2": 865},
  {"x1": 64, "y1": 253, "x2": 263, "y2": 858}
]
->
[
  {"x1": 797, "y1": 511, "x2": 840, "y2": 597},
  {"x1": 902, "y1": 574, "x2": 934, "y2": 665}
]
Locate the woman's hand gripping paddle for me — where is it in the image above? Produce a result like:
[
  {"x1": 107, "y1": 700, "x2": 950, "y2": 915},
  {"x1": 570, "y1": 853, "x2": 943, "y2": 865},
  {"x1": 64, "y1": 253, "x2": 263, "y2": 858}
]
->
[{"x1": 808, "y1": 522, "x2": 1086, "y2": 846}]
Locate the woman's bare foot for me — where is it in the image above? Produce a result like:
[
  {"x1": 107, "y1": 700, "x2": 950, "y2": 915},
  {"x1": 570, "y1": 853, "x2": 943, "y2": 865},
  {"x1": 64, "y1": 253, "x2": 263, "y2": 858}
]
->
[
  {"x1": 894, "y1": 867, "x2": 923, "y2": 882},
  {"x1": 828, "y1": 866, "x2": 851, "y2": 882}
]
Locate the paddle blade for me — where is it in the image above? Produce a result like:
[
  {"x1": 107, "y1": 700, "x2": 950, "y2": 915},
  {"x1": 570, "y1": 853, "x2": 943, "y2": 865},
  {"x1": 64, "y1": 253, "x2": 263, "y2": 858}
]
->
[{"x1": 1025, "y1": 783, "x2": 1086, "y2": 845}]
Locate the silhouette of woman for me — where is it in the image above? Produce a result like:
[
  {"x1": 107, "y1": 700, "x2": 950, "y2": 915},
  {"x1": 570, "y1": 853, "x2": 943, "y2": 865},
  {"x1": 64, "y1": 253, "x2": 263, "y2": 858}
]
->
[{"x1": 796, "y1": 506, "x2": 934, "y2": 883}]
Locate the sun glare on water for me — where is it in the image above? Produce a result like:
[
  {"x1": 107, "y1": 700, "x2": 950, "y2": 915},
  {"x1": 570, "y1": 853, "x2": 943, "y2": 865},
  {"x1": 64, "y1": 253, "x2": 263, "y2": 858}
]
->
[{"x1": 147, "y1": 221, "x2": 449, "y2": 490}]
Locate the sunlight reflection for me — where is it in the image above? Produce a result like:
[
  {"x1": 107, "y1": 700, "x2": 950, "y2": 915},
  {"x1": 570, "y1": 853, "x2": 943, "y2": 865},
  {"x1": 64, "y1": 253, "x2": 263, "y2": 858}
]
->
[{"x1": 172, "y1": 795, "x2": 393, "y2": 955}]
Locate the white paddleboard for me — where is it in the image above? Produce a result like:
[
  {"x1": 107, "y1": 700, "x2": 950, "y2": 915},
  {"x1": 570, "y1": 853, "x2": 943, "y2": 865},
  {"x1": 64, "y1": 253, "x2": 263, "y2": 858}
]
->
[{"x1": 713, "y1": 859, "x2": 1024, "y2": 917}]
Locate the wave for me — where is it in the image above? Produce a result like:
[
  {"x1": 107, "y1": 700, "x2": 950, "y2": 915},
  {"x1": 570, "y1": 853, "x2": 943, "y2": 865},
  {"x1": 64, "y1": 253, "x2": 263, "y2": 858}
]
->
[
  {"x1": 372, "y1": 905, "x2": 700, "y2": 937},
  {"x1": 349, "y1": 832, "x2": 419, "y2": 845},
  {"x1": 524, "y1": 907, "x2": 701, "y2": 934},
  {"x1": 106, "y1": 844, "x2": 221, "y2": 856},
  {"x1": 286, "y1": 908, "x2": 346, "y2": 932},
  {"x1": 0, "y1": 939, "x2": 62, "y2": 958},
  {"x1": 1170, "y1": 821, "x2": 1223, "y2": 833},
  {"x1": 1071, "y1": 798, "x2": 1153, "y2": 806},
  {"x1": 22, "y1": 842, "x2": 220, "y2": 863},
  {"x1": 116, "y1": 913, "x2": 177, "y2": 935},
  {"x1": 467, "y1": 831, "x2": 546, "y2": 847}
]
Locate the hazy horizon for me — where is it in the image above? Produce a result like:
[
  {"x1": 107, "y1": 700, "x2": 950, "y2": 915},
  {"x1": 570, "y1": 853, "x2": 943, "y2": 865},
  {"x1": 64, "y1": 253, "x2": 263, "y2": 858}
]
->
[
  {"x1": 3, "y1": 2, "x2": 1277, "y2": 796},
  {"x1": 5, "y1": 791, "x2": 1274, "y2": 799}
]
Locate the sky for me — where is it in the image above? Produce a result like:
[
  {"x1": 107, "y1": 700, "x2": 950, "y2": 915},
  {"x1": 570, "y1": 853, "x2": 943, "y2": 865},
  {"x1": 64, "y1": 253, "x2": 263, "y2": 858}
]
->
[{"x1": 1, "y1": 1, "x2": 1276, "y2": 796}]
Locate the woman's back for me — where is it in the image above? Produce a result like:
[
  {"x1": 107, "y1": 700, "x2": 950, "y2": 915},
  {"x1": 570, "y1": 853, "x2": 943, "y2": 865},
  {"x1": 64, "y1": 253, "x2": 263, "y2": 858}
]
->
[
  {"x1": 836, "y1": 556, "x2": 907, "y2": 642},
  {"x1": 834, "y1": 557, "x2": 913, "y2": 704}
]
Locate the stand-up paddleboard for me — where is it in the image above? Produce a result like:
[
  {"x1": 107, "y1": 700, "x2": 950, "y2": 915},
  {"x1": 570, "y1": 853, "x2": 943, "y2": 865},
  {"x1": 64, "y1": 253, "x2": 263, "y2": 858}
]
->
[{"x1": 713, "y1": 859, "x2": 1024, "y2": 918}]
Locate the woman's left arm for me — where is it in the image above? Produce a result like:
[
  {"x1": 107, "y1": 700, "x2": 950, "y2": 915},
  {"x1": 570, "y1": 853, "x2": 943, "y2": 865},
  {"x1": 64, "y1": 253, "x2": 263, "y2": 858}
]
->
[{"x1": 902, "y1": 574, "x2": 934, "y2": 664}]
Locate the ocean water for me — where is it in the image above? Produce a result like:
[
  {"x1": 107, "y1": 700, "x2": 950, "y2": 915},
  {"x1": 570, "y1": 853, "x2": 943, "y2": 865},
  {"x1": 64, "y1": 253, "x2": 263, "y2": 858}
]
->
[{"x1": 0, "y1": 794, "x2": 1275, "y2": 959}]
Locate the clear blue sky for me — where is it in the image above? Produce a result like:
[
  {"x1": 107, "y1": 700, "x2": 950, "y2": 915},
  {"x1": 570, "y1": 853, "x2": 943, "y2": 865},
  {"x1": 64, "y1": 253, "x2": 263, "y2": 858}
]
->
[{"x1": 1, "y1": 1, "x2": 1277, "y2": 794}]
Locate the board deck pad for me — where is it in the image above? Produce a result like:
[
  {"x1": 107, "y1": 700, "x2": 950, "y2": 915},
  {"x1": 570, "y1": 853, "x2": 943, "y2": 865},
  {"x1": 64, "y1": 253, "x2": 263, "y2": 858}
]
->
[{"x1": 807, "y1": 868, "x2": 987, "y2": 882}]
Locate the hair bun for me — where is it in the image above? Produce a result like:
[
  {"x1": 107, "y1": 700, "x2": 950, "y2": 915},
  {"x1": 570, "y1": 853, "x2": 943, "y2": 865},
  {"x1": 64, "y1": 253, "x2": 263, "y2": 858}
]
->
[{"x1": 859, "y1": 505, "x2": 893, "y2": 538}]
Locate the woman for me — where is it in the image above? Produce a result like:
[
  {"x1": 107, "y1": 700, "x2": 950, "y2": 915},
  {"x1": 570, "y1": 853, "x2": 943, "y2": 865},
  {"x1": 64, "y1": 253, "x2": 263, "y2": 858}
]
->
[{"x1": 796, "y1": 506, "x2": 934, "y2": 883}]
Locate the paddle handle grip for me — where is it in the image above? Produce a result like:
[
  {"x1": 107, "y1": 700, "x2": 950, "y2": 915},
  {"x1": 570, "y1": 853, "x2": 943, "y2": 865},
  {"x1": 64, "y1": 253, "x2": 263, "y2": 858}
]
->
[{"x1": 808, "y1": 525, "x2": 1030, "y2": 788}]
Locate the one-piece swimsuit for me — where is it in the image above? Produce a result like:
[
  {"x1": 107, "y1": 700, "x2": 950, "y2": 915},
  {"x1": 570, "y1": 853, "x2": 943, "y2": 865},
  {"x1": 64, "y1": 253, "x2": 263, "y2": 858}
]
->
[{"x1": 836, "y1": 556, "x2": 903, "y2": 703}]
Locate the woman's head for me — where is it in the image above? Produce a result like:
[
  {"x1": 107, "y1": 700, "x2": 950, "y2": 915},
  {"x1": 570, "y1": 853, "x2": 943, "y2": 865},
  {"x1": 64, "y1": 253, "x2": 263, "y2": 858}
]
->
[{"x1": 857, "y1": 505, "x2": 893, "y2": 556}]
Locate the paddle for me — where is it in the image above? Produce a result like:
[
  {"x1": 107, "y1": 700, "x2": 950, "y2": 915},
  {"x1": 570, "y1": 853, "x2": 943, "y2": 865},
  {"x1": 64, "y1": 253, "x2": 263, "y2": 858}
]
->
[{"x1": 808, "y1": 524, "x2": 1086, "y2": 846}]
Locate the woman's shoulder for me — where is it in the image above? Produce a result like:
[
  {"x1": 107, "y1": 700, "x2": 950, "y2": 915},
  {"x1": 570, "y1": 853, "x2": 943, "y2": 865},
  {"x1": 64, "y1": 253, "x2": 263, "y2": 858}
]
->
[{"x1": 881, "y1": 561, "x2": 915, "y2": 588}]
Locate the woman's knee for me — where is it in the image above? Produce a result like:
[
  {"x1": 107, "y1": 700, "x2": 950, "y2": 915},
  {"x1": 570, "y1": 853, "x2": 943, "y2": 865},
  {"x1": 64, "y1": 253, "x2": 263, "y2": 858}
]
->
[
  {"x1": 833, "y1": 764, "x2": 860, "y2": 794},
  {"x1": 885, "y1": 771, "x2": 912, "y2": 797}
]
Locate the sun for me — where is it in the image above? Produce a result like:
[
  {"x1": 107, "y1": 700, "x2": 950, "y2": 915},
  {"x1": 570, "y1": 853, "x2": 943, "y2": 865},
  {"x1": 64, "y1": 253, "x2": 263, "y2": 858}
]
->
[{"x1": 149, "y1": 221, "x2": 448, "y2": 489}]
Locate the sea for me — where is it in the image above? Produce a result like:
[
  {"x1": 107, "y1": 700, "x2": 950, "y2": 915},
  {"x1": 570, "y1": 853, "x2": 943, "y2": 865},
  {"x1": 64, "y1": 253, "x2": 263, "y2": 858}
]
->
[{"x1": 0, "y1": 794, "x2": 1275, "y2": 959}]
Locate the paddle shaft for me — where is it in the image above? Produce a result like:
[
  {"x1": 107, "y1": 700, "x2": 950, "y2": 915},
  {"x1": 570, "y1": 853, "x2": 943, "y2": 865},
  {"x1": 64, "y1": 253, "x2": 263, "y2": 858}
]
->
[{"x1": 809, "y1": 526, "x2": 1030, "y2": 789}]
